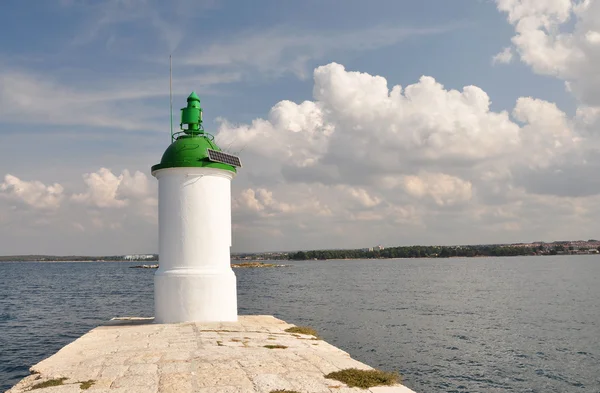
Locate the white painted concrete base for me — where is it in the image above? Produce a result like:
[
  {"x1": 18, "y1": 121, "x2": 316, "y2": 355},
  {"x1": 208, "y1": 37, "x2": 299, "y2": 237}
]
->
[
  {"x1": 8, "y1": 316, "x2": 417, "y2": 393},
  {"x1": 154, "y1": 269, "x2": 237, "y2": 323},
  {"x1": 152, "y1": 167, "x2": 237, "y2": 324}
]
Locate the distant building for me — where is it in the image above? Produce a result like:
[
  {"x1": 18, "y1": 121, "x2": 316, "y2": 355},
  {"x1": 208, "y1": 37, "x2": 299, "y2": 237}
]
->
[
  {"x1": 124, "y1": 254, "x2": 154, "y2": 260},
  {"x1": 361, "y1": 245, "x2": 384, "y2": 252}
]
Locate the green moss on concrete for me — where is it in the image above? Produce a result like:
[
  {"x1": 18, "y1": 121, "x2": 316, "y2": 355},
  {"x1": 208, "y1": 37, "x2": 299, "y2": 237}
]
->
[
  {"x1": 270, "y1": 390, "x2": 300, "y2": 393},
  {"x1": 285, "y1": 326, "x2": 319, "y2": 338},
  {"x1": 264, "y1": 344, "x2": 288, "y2": 349},
  {"x1": 30, "y1": 377, "x2": 68, "y2": 390},
  {"x1": 29, "y1": 377, "x2": 97, "y2": 390},
  {"x1": 325, "y1": 368, "x2": 400, "y2": 389},
  {"x1": 79, "y1": 380, "x2": 96, "y2": 390}
]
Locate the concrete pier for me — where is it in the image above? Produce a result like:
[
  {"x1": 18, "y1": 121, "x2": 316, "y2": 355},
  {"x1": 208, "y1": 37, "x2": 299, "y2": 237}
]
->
[{"x1": 7, "y1": 316, "x2": 415, "y2": 393}]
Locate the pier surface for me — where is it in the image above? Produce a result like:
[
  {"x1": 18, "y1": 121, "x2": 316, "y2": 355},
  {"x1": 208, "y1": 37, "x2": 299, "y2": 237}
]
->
[{"x1": 7, "y1": 316, "x2": 414, "y2": 393}]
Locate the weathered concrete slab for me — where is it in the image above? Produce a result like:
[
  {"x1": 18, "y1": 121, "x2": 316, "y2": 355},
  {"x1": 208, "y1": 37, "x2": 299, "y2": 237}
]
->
[{"x1": 7, "y1": 315, "x2": 415, "y2": 393}]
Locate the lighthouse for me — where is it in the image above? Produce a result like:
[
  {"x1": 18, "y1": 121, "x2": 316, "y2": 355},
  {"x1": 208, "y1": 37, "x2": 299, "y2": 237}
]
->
[{"x1": 151, "y1": 92, "x2": 242, "y2": 324}]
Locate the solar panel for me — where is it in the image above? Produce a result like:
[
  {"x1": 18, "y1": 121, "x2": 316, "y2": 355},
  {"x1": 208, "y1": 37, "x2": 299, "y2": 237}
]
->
[{"x1": 207, "y1": 149, "x2": 242, "y2": 168}]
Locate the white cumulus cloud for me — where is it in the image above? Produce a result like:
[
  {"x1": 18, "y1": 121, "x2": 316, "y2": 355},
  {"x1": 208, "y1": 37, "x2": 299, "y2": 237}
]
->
[
  {"x1": 496, "y1": 0, "x2": 600, "y2": 107},
  {"x1": 0, "y1": 167, "x2": 158, "y2": 254},
  {"x1": 403, "y1": 173, "x2": 473, "y2": 206},
  {"x1": 71, "y1": 168, "x2": 153, "y2": 208},
  {"x1": 215, "y1": 62, "x2": 600, "y2": 251},
  {"x1": 492, "y1": 47, "x2": 514, "y2": 64},
  {"x1": 0, "y1": 175, "x2": 64, "y2": 210},
  {"x1": 219, "y1": 62, "x2": 576, "y2": 186}
]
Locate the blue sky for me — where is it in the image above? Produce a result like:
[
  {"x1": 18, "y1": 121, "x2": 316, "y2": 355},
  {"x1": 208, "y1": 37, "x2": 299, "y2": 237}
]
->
[
  {"x1": 0, "y1": 0, "x2": 571, "y2": 124},
  {"x1": 0, "y1": 0, "x2": 597, "y2": 254}
]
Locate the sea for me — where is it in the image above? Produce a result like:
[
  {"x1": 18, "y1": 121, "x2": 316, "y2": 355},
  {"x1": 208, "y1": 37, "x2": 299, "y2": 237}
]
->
[{"x1": 0, "y1": 256, "x2": 598, "y2": 392}]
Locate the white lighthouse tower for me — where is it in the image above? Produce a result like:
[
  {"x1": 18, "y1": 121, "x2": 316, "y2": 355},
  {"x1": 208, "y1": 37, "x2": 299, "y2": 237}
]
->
[{"x1": 151, "y1": 92, "x2": 242, "y2": 324}]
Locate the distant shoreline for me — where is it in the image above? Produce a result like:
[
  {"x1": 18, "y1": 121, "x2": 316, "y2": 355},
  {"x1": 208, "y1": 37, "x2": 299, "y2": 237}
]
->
[
  {"x1": 0, "y1": 260, "x2": 141, "y2": 263},
  {"x1": 2, "y1": 254, "x2": 599, "y2": 264},
  {"x1": 3, "y1": 239, "x2": 599, "y2": 263}
]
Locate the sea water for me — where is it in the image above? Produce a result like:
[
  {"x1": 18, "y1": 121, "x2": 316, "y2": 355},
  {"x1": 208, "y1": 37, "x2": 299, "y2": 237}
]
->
[{"x1": 1, "y1": 256, "x2": 598, "y2": 392}]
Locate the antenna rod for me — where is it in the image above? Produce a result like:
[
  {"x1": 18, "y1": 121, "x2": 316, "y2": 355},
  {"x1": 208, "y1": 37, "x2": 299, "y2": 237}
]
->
[{"x1": 169, "y1": 55, "x2": 173, "y2": 143}]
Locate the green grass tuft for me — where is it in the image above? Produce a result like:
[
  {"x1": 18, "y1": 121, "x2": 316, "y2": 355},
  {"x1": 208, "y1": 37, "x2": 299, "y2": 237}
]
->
[
  {"x1": 264, "y1": 344, "x2": 288, "y2": 349},
  {"x1": 325, "y1": 368, "x2": 400, "y2": 389},
  {"x1": 285, "y1": 326, "x2": 319, "y2": 338},
  {"x1": 79, "y1": 380, "x2": 96, "y2": 390},
  {"x1": 30, "y1": 377, "x2": 68, "y2": 390}
]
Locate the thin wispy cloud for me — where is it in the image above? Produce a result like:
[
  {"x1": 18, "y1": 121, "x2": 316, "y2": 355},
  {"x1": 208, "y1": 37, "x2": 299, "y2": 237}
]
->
[
  {"x1": 66, "y1": 0, "x2": 219, "y2": 52},
  {"x1": 181, "y1": 24, "x2": 462, "y2": 79},
  {"x1": 0, "y1": 69, "x2": 240, "y2": 131}
]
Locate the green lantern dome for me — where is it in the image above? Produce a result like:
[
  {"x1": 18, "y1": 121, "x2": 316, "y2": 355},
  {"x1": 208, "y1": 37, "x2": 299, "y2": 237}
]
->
[{"x1": 151, "y1": 92, "x2": 240, "y2": 173}]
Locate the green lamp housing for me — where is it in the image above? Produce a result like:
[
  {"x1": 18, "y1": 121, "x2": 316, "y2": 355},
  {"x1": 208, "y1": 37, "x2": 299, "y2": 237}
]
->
[
  {"x1": 180, "y1": 91, "x2": 203, "y2": 134},
  {"x1": 152, "y1": 92, "x2": 239, "y2": 173}
]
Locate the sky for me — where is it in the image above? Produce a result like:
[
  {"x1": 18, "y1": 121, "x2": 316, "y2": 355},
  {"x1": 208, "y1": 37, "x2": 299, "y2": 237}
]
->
[{"x1": 1, "y1": 0, "x2": 600, "y2": 255}]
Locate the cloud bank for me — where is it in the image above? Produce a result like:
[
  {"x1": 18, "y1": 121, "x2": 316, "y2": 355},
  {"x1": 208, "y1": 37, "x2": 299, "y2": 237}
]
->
[
  {"x1": 216, "y1": 62, "x2": 598, "y2": 251},
  {"x1": 0, "y1": 169, "x2": 157, "y2": 255},
  {"x1": 3, "y1": 56, "x2": 600, "y2": 254}
]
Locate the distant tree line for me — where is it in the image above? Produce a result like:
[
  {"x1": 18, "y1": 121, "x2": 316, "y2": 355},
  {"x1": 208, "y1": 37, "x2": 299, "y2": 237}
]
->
[{"x1": 287, "y1": 245, "x2": 537, "y2": 260}]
